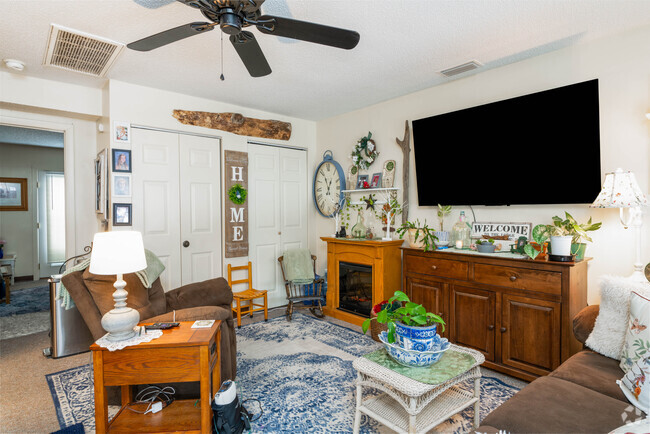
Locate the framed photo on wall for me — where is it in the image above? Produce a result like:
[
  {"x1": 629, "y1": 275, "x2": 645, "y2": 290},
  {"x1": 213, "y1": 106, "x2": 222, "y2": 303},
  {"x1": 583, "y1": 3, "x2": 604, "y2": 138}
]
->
[
  {"x1": 113, "y1": 203, "x2": 132, "y2": 226},
  {"x1": 113, "y1": 121, "x2": 131, "y2": 144},
  {"x1": 95, "y1": 149, "x2": 108, "y2": 216},
  {"x1": 112, "y1": 174, "x2": 132, "y2": 197},
  {"x1": 112, "y1": 149, "x2": 131, "y2": 173},
  {"x1": 370, "y1": 172, "x2": 382, "y2": 188},
  {"x1": 357, "y1": 175, "x2": 369, "y2": 189},
  {"x1": 0, "y1": 177, "x2": 28, "y2": 211}
]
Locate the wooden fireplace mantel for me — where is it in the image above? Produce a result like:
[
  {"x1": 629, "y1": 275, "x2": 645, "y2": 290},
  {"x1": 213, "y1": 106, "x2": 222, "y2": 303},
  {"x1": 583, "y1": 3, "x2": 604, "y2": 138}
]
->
[{"x1": 321, "y1": 237, "x2": 404, "y2": 326}]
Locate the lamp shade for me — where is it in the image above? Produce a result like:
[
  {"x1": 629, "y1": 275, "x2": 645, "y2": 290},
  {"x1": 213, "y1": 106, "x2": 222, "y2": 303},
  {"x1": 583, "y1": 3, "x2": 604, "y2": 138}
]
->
[
  {"x1": 89, "y1": 231, "x2": 147, "y2": 275},
  {"x1": 591, "y1": 168, "x2": 648, "y2": 208}
]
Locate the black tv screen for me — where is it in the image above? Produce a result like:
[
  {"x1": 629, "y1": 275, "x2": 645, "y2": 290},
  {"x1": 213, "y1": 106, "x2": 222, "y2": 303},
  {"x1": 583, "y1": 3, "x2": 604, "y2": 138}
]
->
[{"x1": 412, "y1": 79, "x2": 602, "y2": 206}]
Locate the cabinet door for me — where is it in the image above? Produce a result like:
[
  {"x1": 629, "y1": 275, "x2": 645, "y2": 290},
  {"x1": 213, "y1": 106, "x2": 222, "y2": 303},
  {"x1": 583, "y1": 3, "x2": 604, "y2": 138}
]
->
[
  {"x1": 405, "y1": 277, "x2": 448, "y2": 338},
  {"x1": 451, "y1": 286, "x2": 496, "y2": 361},
  {"x1": 501, "y1": 294, "x2": 561, "y2": 376}
]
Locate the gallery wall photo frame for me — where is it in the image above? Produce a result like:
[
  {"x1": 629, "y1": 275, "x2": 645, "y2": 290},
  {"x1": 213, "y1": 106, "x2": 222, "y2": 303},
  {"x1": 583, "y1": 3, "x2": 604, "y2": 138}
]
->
[
  {"x1": 0, "y1": 177, "x2": 28, "y2": 211},
  {"x1": 112, "y1": 173, "x2": 132, "y2": 197},
  {"x1": 370, "y1": 172, "x2": 382, "y2": 188},
  {"x1": 113, "y1": 121, "x2": 131, "y2": 144},
  {"x1": 95, "y1": 149, "x2": 108, "y2": 219},
  {"x1": 112, "y1": 149, "x2": 132, "y2": 173},
  {"x1": 357, "y1": 174, "x2": 369, "y2": 189},
  {"x1": 113, "y1": 203, "x2": 132, "y2": 226}
]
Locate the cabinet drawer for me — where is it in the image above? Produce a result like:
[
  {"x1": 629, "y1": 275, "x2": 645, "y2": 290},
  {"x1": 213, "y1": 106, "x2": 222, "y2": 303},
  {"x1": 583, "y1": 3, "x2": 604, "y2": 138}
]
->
[
  {"x1": 405, "y1": 255, "x2": 468, "y2": 280},
  {"x1": 474, "y1": 264, "x2": 561, "y2": 295}
]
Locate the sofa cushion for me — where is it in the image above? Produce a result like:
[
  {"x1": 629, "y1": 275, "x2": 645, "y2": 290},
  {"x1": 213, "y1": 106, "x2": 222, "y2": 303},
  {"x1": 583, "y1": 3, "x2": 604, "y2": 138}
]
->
[
  {"x1": 618, "y1": 356, "x2": 650, "y2": 414},
  {"x1": 573, "y1": 305, "x2": 599, "y2": 345},
  {"x1": 82, "y1": 269, "x2": 165, "y2": 320},
  {"x1": 549, "y1": 350, "x2": 627, "y2": 402},
  {"x1": 620, "y1": 291, "x2": 650, "y2": 372},
  {"x1": 145, "y1": 306, "x2": 228, "y2": 323},
  {"x1": 480, "y1": 376, "x2": 630, "y2": 433},
  {"x1": 585, "y1": 276, "x2": 650, "y2": 360}
]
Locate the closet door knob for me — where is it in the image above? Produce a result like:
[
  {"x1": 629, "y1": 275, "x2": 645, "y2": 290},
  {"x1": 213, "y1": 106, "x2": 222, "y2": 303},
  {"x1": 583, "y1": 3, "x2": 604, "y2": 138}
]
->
[{"x1": 183, "y1": 240, "x2": 190, "y2": 248}]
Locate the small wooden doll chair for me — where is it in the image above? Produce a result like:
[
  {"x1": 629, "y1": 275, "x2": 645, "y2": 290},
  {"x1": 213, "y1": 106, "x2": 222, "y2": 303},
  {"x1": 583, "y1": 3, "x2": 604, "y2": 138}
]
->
[{"x1": 228, "y1": 262, "x2": 268, "y2": 328}]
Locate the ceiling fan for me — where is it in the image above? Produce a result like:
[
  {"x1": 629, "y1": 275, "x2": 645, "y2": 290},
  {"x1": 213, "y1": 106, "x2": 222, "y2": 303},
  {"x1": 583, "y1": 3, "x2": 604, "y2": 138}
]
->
[{"x1": 127, "y1": 0, "x2": 360, "y2": 77}]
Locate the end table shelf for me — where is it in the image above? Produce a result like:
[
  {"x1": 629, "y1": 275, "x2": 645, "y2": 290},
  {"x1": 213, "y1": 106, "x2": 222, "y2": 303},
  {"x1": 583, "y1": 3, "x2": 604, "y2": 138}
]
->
[{"x1": 108, "y1": 400, "x2": 203, "y2": 433}]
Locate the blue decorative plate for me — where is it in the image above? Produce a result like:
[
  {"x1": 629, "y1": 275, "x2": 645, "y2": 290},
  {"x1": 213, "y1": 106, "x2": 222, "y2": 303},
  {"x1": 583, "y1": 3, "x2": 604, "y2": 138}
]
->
[{"x1": 378, "y1": 331, "x2": 450, "y2": 367}]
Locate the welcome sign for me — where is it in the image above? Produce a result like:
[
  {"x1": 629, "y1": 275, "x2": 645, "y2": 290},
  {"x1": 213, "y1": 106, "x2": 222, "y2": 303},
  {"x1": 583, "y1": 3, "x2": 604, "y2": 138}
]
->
[
  {"x1": 471, "y1": 222, "x2": 532, "y2": 241},
  {"x1": 224, "y1": 151, "x2": 248, "y2": 258}
]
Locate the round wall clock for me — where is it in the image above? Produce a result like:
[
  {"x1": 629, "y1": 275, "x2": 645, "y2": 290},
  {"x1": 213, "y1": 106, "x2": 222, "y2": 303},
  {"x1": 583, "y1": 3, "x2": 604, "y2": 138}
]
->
[{"x1": 313, "y1": 150, "x2": 346, "y2": 217}]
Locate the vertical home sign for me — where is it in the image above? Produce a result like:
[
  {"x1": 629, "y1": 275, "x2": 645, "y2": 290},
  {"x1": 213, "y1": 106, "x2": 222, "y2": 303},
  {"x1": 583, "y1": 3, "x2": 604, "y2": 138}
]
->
[{"x1": 224, "y1": 151, "x2": 249, "y2": 258}]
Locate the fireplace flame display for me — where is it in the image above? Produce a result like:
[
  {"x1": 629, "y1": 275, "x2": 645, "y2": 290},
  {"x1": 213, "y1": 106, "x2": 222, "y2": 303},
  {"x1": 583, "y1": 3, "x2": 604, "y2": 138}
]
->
[{"x1": 338, "y1": 262, "x2": 372, "y2": 317}]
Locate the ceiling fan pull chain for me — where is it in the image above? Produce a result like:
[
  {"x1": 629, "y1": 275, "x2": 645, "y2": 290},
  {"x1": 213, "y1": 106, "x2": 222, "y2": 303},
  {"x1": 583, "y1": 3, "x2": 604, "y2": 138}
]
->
[{"x1": 220, "y1": 31, "x2": 225, "y2": 81}]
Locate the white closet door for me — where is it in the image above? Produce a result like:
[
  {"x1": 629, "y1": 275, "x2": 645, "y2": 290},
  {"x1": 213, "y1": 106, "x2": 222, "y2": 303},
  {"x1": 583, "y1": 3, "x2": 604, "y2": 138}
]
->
[
  {"x1": 248, "y1": 144, "x2": 307, "y2": 308},
  {"x1": 132, "y1": 128, "x2": 181, "y2": 291},
  {"x1": 179, "y1": 134, "x2": 222, "y2": 285}
]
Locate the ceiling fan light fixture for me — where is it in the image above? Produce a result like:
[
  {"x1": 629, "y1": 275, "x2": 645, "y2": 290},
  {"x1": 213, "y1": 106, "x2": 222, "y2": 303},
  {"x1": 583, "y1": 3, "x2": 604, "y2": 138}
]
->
[{"x1": 220, "y1": 10, "x2": 243, "y2": 35}]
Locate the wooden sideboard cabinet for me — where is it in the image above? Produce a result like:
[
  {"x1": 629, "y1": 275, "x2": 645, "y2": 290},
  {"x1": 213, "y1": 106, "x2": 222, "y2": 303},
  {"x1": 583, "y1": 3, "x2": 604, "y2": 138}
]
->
[{"x1": 402, "y1": 248, "x2": 589, "y2": 382}]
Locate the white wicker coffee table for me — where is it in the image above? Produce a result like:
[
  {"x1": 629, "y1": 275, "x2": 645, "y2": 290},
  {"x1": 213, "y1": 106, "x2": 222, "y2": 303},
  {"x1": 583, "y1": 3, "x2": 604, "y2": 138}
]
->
[{"x1": 353, "y1": 344, "x2": 485, "y2": 434}]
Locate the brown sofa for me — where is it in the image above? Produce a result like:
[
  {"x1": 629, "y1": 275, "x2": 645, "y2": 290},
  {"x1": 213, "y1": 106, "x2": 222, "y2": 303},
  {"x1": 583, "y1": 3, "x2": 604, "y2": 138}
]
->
[
  {"x1": 61, "y1": 271, "x2": 237, "y2": 382},
  {"x1": 477, "y1": 305, "x2": 633, "y2": 433}
]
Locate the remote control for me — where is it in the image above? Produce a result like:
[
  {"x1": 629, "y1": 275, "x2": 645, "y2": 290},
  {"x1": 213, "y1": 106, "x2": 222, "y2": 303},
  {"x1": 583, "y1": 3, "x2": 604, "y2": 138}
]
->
[{"x1": 145, "y1": 322, "x2": 180, "y2": 330}]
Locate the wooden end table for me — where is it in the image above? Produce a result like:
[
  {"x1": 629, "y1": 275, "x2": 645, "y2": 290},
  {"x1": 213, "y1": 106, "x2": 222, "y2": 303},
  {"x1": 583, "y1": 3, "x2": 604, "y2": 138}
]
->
[{"x1": 90, "y1": 321, "x2": 221, "y2": 433}]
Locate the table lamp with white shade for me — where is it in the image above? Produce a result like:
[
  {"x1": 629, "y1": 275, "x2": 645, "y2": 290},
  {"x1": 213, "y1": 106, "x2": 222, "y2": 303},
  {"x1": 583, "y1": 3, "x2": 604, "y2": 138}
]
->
[
  {"x1": 89, "y1": 231, "x2": 147, "y2": 341},
  {"x1": 591, "y1": 168, "x2": 648, "y2": 281}
]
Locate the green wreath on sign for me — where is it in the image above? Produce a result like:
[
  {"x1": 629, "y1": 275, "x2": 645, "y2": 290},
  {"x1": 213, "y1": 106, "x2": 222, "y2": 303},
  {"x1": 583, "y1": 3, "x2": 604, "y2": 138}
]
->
[{"x1": 228, "y1": 184, "x2": 248, "y2": 205}]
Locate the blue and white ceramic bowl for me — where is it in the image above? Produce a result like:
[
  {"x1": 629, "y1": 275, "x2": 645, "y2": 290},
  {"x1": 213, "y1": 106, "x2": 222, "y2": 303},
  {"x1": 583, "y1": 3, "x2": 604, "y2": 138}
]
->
[
  {"x1": 379, "y1": 331, "x2": 450, "y2": 367},
  {"x1": 395, "y1": 322, "x2": 441, "y2": 352}
]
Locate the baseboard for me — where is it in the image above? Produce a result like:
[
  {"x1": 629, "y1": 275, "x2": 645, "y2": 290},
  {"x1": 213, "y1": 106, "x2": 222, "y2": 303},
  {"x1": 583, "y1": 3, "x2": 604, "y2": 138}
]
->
[{"x1": 14, "y1": 275, "x2": 34, "y2": 282}]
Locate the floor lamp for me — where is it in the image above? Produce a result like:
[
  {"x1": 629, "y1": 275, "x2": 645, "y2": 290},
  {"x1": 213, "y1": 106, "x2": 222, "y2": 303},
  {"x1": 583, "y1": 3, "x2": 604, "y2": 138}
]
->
[
  {"x1": 89, "y1": 231, "x2": 147, "y2": 341},
  {"x1": 591, "y1": 168, "x2": 648, "y2": 282}
]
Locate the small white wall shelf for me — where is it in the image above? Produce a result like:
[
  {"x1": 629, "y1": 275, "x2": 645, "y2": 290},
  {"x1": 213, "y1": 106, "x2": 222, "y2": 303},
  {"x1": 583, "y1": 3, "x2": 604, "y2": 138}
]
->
[{"x1": 343, "y1": 187, "x2": 399, "y2": 205}]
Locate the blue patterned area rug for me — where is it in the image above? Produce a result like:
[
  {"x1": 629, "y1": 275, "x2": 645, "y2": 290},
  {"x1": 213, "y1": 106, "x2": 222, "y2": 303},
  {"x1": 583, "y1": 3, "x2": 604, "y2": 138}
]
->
[
  {"x1": 0, "y1": 285, "x2": 49, "y2": 317},
  {"x1": 47, "y1": 313, "x2": 520, "y2": 432}
]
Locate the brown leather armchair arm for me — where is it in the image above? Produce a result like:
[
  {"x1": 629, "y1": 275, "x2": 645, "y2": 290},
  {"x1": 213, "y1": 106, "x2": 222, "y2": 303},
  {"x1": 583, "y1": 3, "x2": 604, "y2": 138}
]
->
[
  {"x1": 573, "y1": 304, "x2": 600, "y2": 345},
  {"x1": 165, "y1": 277, "x2": 233, "y2": 311}
]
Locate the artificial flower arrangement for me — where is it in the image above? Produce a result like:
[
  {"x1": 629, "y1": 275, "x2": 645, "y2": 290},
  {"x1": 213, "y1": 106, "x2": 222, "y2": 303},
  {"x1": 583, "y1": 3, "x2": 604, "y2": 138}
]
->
[{"x1": 351, "y1": 131, "x2": 379, "y2": 170}]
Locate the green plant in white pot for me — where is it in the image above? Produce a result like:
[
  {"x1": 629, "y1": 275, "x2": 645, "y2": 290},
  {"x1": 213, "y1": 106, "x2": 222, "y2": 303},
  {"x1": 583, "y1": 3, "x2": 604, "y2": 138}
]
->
[
  {"x1": 551, "y1": 212, "x2": 602, "y2": 260},
  {"x1": 547, "y1": 221, "x2": 573, "y2": 256}
]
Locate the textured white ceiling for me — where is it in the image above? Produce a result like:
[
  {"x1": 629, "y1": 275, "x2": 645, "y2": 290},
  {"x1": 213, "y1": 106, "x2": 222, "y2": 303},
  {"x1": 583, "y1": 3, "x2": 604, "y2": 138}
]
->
[{"x1": 1, "y1": 0, "x2": 650, "y2": 120}]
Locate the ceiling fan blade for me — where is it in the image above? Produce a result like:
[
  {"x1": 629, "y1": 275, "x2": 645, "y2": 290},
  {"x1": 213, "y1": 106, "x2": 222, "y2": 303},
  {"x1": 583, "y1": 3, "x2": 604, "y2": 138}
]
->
[
  {"x1": 127, "y1": 22, "x2": 214, "y2": 51},
  {"x1": 256, "y1": 15, "x2": 360, "y2": 50},
  {"x1": 230, "y1": 31, "x2": 272, "y2": 77}
]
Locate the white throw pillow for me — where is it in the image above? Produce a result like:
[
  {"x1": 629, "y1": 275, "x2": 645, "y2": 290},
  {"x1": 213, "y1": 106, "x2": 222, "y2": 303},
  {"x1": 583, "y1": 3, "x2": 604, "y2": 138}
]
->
[
  {"x1": 585, "y1": 276, "x2": 650, "y2": 360},
  {"x1": 620, "y1": 292, "x2": 650, "y2": 372},
  {"x1": 617, "y1": 355, "x2": 650, "y2": 415}
]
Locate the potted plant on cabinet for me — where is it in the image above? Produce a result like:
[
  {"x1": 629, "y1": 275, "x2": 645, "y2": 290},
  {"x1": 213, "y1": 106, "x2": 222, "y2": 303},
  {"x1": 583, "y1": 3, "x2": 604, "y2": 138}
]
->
[
  {"x1": 435, "y1": 204, "x2": 452, "y2": 246},
  {"x1": 362, "y1": 290, "x2": 445, "y2": 346},
  {"x1": 475, "y1": 238, "x2": 497, "y2": 253},
  {"x1": 397, "y1": 219, "x2": 438, "y2": 252},
  {"x1": 524, "y1": 224, "x2": 550, "y2": 260},
  {"x1": 550, "y1": 212, "x2": 602, "y2": 260}
]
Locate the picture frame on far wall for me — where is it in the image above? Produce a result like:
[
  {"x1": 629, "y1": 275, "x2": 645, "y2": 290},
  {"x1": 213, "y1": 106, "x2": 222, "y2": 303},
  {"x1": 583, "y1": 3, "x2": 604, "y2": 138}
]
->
[
  {"x1": 0, "y1": 177, "x2": 28, "y2": 211},
  {"x1": 113, "y1": 203, "x2": 132, "y2": 226},
  {"x1": 370, "y1": 172, "x2": 382, "y2": 188},
  {"x1": 357, "y1": 175, "x2": 369, "y2": 189},
  {"x1": 112, "y1": 174, "x2": 132, "y2": 197},
  {"x1": 95, "y1": 149, "x2": 108, "y2": 218},
  {"x1": 113, "y1": 121, "x2": 131, "y2": 144},
  {"x1": 112, "y1": 149, "x2": 131, "y2": 173}
]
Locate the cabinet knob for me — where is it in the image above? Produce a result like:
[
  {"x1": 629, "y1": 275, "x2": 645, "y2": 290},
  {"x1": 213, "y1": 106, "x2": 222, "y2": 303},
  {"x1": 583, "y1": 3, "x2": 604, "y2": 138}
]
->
[
  {"x1": 431, "y1": 265, "x2": 438, "y2": 270},
  {"x1": 488, "y1": 325, "x2": 495, "y2": 330},
  {"x1": 183, "y1": 240, "x2": 190, "y2": 248},
  {"x1": 509, "y1": 275, "x2": 517, "y2": 281},
  {"x1": 500, "y1": 327, "x2": 507, "y2": 333}
]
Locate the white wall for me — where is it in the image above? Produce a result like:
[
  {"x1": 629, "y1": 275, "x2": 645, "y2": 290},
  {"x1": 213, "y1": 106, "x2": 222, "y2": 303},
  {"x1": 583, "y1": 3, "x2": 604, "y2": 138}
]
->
[
  {"x1": 106, "y1": 80, "x2": 318, "y2": 273},
  {"x1": 315, "y1": 24, "x2": 650, "y2": 304},
  {"x1": 0, "y1": 143, "x2": 64, "y2": 277}
]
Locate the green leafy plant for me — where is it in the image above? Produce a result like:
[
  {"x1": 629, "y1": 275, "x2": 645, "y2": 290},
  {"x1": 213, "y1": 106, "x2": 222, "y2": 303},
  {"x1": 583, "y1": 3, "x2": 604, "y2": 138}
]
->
[
  {"x1": 437, "y1": 204, "x2": 452, "y2": 231},
  {"x1": 475, "y1": 238, "x2": 495, "y2": 245},
  {"x1": 396, "y1": 219, "x2": 439, "y2": 252},
  {"x1": 362, "y1": 290, "x2": 446, "y2": 344},
  {"x1": 551, "y1": 212, "x2": 602, "y2": 243},
  {"x1": 228, "y1": 184, "x2": 247, "y2": 205},
  {"x1": 524, "y1": 224, "x2": 550, "y2": 260}
]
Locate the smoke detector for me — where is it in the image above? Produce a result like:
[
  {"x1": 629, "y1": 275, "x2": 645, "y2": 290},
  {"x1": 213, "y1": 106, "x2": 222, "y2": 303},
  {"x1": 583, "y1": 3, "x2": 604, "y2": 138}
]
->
[
  {"x1": 439, "y1": 60, "x2": 483, "y2": 78},
  {"x1": 4, "y1": 59, "x2": 25, "y2": 71},
  {"x1": 43, "y1": 24, "x2": 125, "y2": 77}
]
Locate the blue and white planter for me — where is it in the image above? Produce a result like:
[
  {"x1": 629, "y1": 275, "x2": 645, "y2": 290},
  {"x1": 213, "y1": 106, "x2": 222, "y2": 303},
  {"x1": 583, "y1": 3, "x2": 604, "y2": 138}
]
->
[
  {"x1": 395, "y1": 321, "x2": 441, "y2": 352},
  {"x1": 379, "y1": 331, "x2": 450, "y2": 367}
]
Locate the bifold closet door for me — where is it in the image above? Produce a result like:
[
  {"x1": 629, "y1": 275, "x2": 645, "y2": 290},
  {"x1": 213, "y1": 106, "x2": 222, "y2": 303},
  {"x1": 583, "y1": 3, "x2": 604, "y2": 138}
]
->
[
  {"x1": 178, "y1": 134, "x2": 222, "y2": 285},
  {"x1": 248, "y1": 144, "x2": 308, "y2": 308},
  {"x1": 132, "y1": 128, "x2": 221, "y2": 290}
]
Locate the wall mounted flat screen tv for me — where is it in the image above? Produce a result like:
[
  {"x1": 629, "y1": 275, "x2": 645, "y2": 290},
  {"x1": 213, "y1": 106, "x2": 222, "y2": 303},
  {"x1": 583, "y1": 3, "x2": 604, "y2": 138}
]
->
[{"x1": 412, "y1": 79, "x2": 602, "y2": 206}]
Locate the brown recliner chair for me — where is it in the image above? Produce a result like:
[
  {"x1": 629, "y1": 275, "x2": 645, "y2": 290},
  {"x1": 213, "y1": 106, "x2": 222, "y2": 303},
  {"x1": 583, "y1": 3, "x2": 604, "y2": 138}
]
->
[{"x1": 61, "y1": 270, "x2": 237, "y2": 382}]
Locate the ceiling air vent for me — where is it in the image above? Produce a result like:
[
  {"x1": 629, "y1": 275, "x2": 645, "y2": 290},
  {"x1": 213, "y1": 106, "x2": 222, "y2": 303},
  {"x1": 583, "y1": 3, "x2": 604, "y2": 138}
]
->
[
  {"x1": 439, "y1": 60, "x2": 482, "y2": 78},
  {"x1": 43, "y1": 24, "x2": 125, "y2": 77}
]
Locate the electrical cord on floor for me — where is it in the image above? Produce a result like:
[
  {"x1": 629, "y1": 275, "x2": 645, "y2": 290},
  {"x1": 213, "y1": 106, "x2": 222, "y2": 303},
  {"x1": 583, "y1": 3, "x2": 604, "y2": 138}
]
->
[{"x1": 125, "y1": 385, "x2": 176, "y2": 414}]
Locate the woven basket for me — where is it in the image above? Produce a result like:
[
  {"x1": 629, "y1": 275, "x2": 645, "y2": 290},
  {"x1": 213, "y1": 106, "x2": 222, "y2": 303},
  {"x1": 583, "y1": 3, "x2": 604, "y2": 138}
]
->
[{"x1": 370, "y1": 310, "x2": 387, "y2": 342}]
